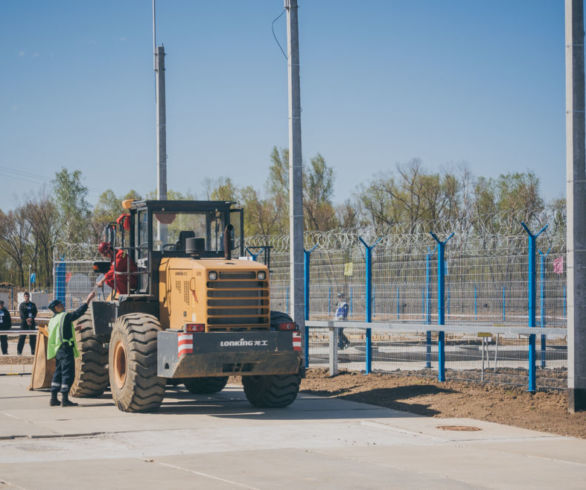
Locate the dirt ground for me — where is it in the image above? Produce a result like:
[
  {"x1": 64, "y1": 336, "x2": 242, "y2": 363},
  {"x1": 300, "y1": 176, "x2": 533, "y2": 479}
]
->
[
  {"x1": 0, "y1": 355, "x2": 34, "y2": 365},
  {"x1": 301, "y1": 368, "x2": 586, "y2": 439}
]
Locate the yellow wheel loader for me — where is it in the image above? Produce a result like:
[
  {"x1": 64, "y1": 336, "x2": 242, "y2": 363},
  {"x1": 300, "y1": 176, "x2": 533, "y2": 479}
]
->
[{"x1": 39, "y1": 200, "x2": 303, "y2": 412}]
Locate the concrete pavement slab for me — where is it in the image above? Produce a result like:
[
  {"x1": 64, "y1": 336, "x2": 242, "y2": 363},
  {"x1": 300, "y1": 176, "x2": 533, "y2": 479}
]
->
[{"x1": 0, "y1": 374, "x2": 584, "y2": 489}]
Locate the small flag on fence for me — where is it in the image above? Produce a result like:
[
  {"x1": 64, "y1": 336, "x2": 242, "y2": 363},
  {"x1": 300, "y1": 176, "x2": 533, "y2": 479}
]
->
[
  {"x1": 65, "y1": 272, "x2": 72, "y2": 283},
  {"x1": 553, "y1": 256, "x2": 564, "y2": 275},
  {"x1": 344, "y1": 262, "x2": 353, "y2": 276},
  {"x1": 29, "y1": 273, "x2": 36, "y2": 285}
]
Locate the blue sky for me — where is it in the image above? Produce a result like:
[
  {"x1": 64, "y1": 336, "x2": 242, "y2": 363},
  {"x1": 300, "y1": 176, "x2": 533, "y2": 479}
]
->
[{"x1": 0, "y1": 0, "x2": 568, "y2": 211}]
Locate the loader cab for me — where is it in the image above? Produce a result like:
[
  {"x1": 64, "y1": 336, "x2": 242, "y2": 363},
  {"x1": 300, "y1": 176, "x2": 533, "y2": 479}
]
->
[{"x1": 126, "y1": 200, "x2": 244, "y2": 296}]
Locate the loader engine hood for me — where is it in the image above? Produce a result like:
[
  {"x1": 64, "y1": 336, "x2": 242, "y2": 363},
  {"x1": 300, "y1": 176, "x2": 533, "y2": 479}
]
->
[{"x1": 158, "y1": 257, "x2": 269, "y2": 332}]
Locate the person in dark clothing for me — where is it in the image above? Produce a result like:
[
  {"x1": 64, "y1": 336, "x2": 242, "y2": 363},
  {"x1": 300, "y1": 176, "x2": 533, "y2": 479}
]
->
[
  {"x1": 18, "y1": 292, "x2": 37, "y2": 355},
  {"x1": 335, "y1": 292, "x2": 350, "y2": 350},
  {"x1": 47, "y1": 291, "x2": 95, "y2": 407},
  {"x1": 0, "y1": 300, "x2": 12, "y2": 355}
]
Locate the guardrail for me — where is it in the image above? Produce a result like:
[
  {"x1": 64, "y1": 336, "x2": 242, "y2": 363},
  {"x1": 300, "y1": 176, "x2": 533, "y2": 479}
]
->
[
  {"x1": 305, "y1": 320, "x2": 567, "y2": 392},
  {"x1": 0, "y1": 329, "x2": 43, "y2": 336}
]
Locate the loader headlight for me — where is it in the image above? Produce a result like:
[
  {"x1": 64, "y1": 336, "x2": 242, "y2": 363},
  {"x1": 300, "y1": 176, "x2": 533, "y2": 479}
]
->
[
  {"x1": 208, "y1": 271, "x2": 218, "y2": 280},
  {"x1": 257, "y1": 271, "x2": 266, "y2": 280}
]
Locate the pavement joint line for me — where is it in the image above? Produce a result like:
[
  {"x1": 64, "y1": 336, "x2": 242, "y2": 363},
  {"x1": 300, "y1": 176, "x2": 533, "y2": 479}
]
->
[
  {"x1": 478, "y1": 445, "x2": 586, "y2": 468},
  {"x1": 360, "y1": 420, "x2": 445, "y2": 441},
  {"x1": 154, "y1": 461, "x2": 261, "y2": 489},
  {"x1": 0, "y1": 431, "x2": 106, "y2": 441},
  {"x1": 0, "y1": 479, "x2": 28, "y2": 490},
  {"x1": 455, "y1": 435, "x2": 571, "y2": 444}
]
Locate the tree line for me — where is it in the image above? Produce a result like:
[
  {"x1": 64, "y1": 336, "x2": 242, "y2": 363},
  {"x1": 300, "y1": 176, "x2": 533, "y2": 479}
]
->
[{"x1": 0, "y1": 148, "x2": 563, "y2": 287}]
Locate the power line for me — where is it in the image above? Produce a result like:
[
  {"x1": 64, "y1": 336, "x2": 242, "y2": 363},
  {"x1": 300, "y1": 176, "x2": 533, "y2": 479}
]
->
[{"x1": 271, "y1": 9, "x2": 287, "y2": 60}]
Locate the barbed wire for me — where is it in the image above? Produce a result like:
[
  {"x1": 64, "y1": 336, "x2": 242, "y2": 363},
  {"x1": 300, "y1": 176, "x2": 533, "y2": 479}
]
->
[
  {"x1": 246, "y1": 212, "x2": 565, "y2": 255},
  {"x1": 54, "y1": 211, "x2": 565, "y2": 261}
]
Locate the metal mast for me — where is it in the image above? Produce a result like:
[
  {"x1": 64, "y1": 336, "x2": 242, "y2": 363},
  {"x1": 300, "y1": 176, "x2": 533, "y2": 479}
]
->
[
  {"x1": 565, "y1": 0, "x2": 586, "y2": 411},
  {"x1": 154, "y1": 0, "x2": 167, "y2": 244},
  {"x1": 285, "y1": 0, "x2": 305, "y2": 345}
]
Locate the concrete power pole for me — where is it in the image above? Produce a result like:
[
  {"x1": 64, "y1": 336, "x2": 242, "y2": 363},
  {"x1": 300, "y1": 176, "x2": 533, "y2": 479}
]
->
[
  {"x1": 285, "y1": 0, "x2": 305, "y2": 343},
  {"x1": 155, "y1": 44, "x2": 168, "y2": 244},
  {"x1": 566, "y1": 0, "x2": 586, "y2": 412}
]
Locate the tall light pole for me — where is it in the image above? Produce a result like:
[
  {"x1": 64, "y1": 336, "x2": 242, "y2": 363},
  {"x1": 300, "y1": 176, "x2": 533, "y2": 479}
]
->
[
  {"x1": 285, "y1": 0, "x2": 305, "y2": 349},
  {"x1": 153, "y1": 0, "x2": 167, "y2": 245},
  {"x1": 565, "y1": 0, "x2": 586, "y2": 412}
]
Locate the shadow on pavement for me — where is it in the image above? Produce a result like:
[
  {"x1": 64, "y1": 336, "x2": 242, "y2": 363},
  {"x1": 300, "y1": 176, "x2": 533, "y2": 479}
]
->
[
  {"x1": 301, "y1": 384, "x2": 456, "y2": 417},
  {"x1": 150, "y1": 387, "x2": 419, "y2": 420},
  {"x1": 67, "y1": 386, "x2": 441, "y2": 419}
]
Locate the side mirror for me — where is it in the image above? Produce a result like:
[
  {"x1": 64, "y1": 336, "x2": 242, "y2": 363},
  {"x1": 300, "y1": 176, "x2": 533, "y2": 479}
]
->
[{"x1": 92, "y1": 261, "x2": 111, "y2": 274}]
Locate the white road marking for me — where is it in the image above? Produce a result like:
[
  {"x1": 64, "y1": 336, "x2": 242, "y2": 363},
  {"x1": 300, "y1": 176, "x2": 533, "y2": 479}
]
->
[{"x1": 156, "y1": 461, "x2": 260, "y2": 489}]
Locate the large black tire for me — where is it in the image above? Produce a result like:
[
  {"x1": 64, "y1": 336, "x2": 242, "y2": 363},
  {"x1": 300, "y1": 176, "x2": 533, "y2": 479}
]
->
[
  {"x1": 270, "y1": 310, "x2": 293, "y2": 328},
  {"x1": 70, "y1": 313, "x2": 108, "y2": 398},
  {"x1": 242, "y1": 374, "x2": 301, "y2": 408},
  {"x1": 108, "y1": 313, "x2": 165, "y2": 412},
  {"x1": 184, "y1": 376, "x2": 229, "y2": 394}
]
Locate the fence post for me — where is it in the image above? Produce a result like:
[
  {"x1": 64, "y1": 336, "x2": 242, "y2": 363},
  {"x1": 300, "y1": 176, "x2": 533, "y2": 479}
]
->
[
  {"x1": 329, "y1": 326, "x2": 338, "y2": 376},
  {"x1": 425, "y1": 248, "x2": 432, "y2": 368},
  {"x1": 55, "y1": 259, "x2": 66, "y2": 305},
  {"x1": 539, "y1": 248, "x2": 551, "y2": 369},
  {"x1": 359, "y1": 236, "x2": 382, "y2": 374},
  {"x1": 521, "y1": 222, "x2": 548, "y2": 393},
  {"x1": 350, "y1": 286, "x2": 353, "y2": 315},
  {"x1": 447, "y1": 286, "x2": 451, "y2": 318},
  {"x1": 372, "y1": 283, "x2": 376, "y2": 318},
  {"x1": 430, "y1": 232, "x2": 454, "y2": 382},
  {"x1": 474, "y1": 285, "x2": 478, "y2": 321},
  {"x1": 286, "y1": 286, "x2": 290, "y2": 315},
  {"x1": 502, "y1": 286, "x2": 506, "y2": 322},
  {"x1": 396, "y1": 286, "x2": 400, "y2": 320},
  {"x1": 245, "y1": 247, "x2": 260, "y2": 261},
  {"x1": 303, "y1": 244, "x2": 318, "y2": 370},
  {"x1": 328, "y1": 287, "x2": 331, "y2": 315}
]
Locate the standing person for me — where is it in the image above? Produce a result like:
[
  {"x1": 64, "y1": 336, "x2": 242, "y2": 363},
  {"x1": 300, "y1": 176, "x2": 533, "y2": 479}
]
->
[
  {"x1": 0, "y1": 300, "x2": 12, "y2": 355},
  {"x1": 47, "y1": 291, "x2": 95, "y2": 407},
  {"x1": 96, "y1": 242, "x2": 137, "y2": 294},
  {"x1": 18, "y1": 292, "x2": 37, "y2": 355},
  {"x1": 335, "y1": 292, "x2": 350, "y2": 349}
]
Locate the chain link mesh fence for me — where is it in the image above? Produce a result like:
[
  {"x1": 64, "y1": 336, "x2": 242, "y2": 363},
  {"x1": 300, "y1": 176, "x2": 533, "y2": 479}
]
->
[
  {"x1": 51, "y1": 225, "x2": 568, "y2": 391},
  {"x1": 248, "y1": 228, "x2": 567, "y2": 390}
]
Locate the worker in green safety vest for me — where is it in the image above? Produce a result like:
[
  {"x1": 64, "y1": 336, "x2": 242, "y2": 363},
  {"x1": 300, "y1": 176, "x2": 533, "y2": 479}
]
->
[{"x1": 47, "y1": 291, "x2": 95, "y2": 407}]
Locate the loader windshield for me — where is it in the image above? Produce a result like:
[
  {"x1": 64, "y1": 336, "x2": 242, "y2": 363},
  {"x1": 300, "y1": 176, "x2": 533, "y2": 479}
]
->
[{"x1": 153, "y1": 210, "x2": 226, "y2": 253}]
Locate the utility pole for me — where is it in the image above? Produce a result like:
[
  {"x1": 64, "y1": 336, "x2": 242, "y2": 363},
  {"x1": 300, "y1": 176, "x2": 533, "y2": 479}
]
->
[
  {"x1": 154, "y1": 0, "x2": 167, "y2": 245},
  {"x1": 285, "y1": 0, "x2": 305, "y2": 348},
  {"x1": 566, "y1": 0, "x2": 586, "y2": 412}
]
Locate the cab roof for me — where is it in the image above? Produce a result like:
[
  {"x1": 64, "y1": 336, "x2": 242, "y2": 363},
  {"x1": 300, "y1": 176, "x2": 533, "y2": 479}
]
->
[{"x1": 130, "y1": 200, "x2": 237, "y2": 213}]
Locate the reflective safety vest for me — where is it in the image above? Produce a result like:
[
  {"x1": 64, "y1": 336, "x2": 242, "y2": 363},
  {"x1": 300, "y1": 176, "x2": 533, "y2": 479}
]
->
[{"x1": 47, "y1": 312, "x2": 79, "y2": 360}]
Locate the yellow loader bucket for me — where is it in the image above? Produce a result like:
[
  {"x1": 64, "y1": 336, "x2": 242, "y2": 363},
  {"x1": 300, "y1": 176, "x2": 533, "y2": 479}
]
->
[{"x1": 29, "y1": 326, "x2": 55, "y2": 390}]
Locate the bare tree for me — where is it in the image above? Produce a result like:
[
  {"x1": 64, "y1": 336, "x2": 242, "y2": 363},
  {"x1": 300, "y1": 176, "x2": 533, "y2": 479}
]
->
[
  {"x1": 0, "y1": 208, "x2": 31, "y2": 287},
  {"x1": 23, "y1": 197, "x2": 58, "y2": 288}
]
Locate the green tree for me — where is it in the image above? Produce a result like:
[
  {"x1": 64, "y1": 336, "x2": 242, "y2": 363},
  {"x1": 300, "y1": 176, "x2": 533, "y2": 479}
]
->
[
  {"x1": 266, "y1": 147, "x2": 290, "y2": 234},
  {"x1": 209, "y1": 177, "x2": 239, "y2": 202},
  {"x1": 52, "y1": 168, "x2": 91, "y2": 243},
  {"x1": 92, "y1": 189, "x2": 142, "y2": 242},
  {"x1": 303, "y1": 153, "x2": 338, "y2": 231},
  {"x1": 240, "y1": 186, "x2": 281, "y2": 236}
]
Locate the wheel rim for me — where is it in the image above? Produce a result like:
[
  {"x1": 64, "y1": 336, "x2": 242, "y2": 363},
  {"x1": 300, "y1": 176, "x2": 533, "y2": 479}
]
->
[{"x1": 113, "y1": 340, "x2": 127, "y2": 389}]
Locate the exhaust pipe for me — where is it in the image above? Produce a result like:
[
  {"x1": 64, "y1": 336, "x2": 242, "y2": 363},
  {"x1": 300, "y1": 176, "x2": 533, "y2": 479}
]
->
[{"x1": 223, "y1": 224, "x2": 234, "y2": 260}]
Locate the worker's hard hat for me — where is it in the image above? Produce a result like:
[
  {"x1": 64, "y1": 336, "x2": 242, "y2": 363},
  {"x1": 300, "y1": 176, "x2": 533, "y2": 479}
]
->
[
  {"x1": 98, "y1": 242, "x2": 112, "y2": 255},
  {"x1": 48, "y1": 299, "x2": 63, "y2": 312}
]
